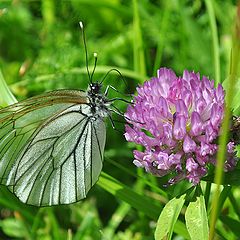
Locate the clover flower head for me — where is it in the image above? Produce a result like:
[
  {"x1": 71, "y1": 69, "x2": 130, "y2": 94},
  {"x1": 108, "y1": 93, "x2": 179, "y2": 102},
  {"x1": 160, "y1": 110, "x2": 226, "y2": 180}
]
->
[{"x1": 125, "y1": 68, "x2": 238, "y2": 185}]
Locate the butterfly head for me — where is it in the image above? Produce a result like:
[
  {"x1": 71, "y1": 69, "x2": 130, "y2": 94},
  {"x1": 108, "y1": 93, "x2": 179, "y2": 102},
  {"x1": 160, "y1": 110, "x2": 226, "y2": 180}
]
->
[
  {"x1": 87, "y1": 82, "x2": 110, "y2": 119},
  {"x1": 88, "y1": 82, "x2": 102, "y2": 96}
]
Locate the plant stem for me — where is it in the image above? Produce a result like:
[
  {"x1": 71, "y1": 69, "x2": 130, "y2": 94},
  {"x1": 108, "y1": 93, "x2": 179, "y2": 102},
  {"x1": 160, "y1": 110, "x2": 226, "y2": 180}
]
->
[
  {"x1": 205, "y1": 0, "x2": 221, "y2": 85},
  {"x1": 132, "y1": 0, "x2": 146, "y2": 78},
  {"x1": 209, "y1": 4, "x2": 240, "y2": 239}
]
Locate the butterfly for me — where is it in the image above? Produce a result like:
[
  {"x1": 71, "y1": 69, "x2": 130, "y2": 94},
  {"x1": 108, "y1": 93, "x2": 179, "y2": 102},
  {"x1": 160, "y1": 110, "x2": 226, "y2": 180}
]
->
[{"x1": 0, "y1": 22, "x2": 123, "y2": 206}]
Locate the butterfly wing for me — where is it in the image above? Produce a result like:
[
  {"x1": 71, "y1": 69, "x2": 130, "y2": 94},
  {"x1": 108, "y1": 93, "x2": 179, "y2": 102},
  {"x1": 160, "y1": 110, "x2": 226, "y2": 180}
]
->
[{"x1": 0, "y1": 90, "x2": 106, "y2": 206}]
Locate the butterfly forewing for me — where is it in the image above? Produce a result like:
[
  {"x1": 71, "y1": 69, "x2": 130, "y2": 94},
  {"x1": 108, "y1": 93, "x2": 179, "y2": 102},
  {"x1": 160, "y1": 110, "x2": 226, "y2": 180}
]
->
[
  {"x1": 0, "y1": 90, "x2": 85, "y2": 185},
  {"x1": 0, "y1": 90, "x2": 106, "y2": 206}
]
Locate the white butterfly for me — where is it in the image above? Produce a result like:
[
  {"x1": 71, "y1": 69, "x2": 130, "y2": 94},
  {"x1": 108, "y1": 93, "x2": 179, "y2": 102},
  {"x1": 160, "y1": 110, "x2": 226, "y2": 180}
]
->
[{"x1": 0, "y1": 22, "x2": 122, "y2": 206}]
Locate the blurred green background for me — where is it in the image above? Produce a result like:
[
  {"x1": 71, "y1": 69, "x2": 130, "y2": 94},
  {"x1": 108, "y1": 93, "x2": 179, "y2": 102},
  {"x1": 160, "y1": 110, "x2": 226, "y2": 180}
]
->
[{"x1": 0, "y1": 0, "x2": 238, "y2": 239}]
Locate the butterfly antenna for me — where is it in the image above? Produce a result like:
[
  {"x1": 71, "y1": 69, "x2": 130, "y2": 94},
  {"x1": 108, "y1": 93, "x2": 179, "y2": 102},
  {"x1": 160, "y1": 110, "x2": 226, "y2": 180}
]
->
[
  {"x1": 79, "y1": 21, "x2": 92, "y2": 83},
  {"x1": 90, "y1": 52, "x2": 98, "y2": 82},
  {"x1": 100, "y1": 68, "x2": 122, "y2": 84},
  {"x1": 100, "y1": 68, "x2": 131, "y2": 93}
]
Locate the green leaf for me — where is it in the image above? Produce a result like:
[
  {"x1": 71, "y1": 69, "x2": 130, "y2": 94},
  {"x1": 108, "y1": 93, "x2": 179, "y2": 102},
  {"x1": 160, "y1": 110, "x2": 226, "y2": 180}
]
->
[
  {"x1": 0, "y1": 218, "x2": 29, "y2": 238},
  {"x1": 222, "y1": 78, "x2": 240, "y2": 113},
  {"x1": 185, "y1": 194, "x2": 209, "y2": 240},
  {"x1": 154, "y1": 194, "x2": 186, "y2": 240},
  {"x1": 0, "y1": 69, "x2": 17, "y2": 107}
]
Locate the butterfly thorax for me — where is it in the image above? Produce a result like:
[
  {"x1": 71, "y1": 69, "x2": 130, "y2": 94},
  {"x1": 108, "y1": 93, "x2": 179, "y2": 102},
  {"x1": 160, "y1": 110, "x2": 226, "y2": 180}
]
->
[{"x1": 86, "y1": 82, "x2": 110, "y2": 119}]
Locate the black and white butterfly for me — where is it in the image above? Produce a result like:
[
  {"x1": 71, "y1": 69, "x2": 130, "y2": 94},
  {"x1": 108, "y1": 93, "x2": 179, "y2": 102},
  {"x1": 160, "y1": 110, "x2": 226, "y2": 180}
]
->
[{"x1": 0, "y1": 22, "x2": 125, "y2": 206}]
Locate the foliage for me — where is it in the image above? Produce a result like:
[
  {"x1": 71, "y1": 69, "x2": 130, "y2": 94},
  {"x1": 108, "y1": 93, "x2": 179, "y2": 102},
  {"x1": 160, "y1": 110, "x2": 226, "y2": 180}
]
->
[{"x1": 0, "y1": 0, "x2": 240, "y2": 239}]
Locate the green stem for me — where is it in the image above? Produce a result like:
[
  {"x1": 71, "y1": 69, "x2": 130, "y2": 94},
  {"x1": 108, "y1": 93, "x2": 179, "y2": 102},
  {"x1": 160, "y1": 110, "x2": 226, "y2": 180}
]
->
[
  {"x1": 209, "y1": 186, "x2": 231, "y2": 240},
  {"x1": 153, "y1": 1, "x2": 171, "y2": 74},
  {"x1": 132, "y1": 0, "x2": 146, "y2": 78},
  {"x1": 41, "y1": 0, "x2": 55, "y2": 31},
  {"x1": 104, "y1": 202, "x2": 130, "y2": 239},
  {"x1": 209, "y1": 5, "x2": 240, "y2": 239},
  {"x1": 204, "y1": 0, "x2": 221, "y2": 84}
]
